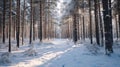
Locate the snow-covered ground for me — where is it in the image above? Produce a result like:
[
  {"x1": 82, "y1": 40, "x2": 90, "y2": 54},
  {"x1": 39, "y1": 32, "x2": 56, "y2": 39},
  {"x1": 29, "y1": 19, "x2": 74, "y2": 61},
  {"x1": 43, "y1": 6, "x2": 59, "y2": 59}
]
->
[{"x1": 0, "y1": 39, "x2": 120, "y2": 67}]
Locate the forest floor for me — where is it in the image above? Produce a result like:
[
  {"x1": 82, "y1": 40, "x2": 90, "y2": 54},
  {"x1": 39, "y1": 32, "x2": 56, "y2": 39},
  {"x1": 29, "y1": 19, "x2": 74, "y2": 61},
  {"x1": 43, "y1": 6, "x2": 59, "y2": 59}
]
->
[{"x1": 0, "y1": 39, "x2": 120, "y2": 67}]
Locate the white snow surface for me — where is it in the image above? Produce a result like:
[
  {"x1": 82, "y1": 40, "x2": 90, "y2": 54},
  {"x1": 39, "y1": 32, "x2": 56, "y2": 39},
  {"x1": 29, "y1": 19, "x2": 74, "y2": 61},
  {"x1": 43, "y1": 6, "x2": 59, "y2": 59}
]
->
[{"x1": 0, "y1": 39, "x2": 120, "y2": 67}]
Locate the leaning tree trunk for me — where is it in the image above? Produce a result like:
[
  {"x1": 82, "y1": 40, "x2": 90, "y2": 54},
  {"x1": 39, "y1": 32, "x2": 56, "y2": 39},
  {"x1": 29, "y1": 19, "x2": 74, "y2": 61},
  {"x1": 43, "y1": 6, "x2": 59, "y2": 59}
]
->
[{"x1": 102, "y1": 0, "x2": 113, "y2": 55}]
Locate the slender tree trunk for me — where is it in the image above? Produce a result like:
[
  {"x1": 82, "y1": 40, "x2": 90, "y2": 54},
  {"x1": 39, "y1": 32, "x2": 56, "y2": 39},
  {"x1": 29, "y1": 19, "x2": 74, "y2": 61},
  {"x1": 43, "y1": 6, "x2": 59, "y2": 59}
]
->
[
  {"x1": 9, "y1": 0, "x2": 12, "y2": 52},
  {"x1": 13, "y1": 16, "x2": 16, "y2": 40},
  {"x1": 16, "y1": 0, "x2": 20, "y2": 48},
  {"x1": 33, "y1": 7, "x2": 36, "y2": 41},
  {"x1": 117, "y1": 0, "x2": 120, "y2": 38},
  {"x1": 73, "y1": 12, "x2": 77, "y2": 43},
  {"x1": 44, "y1": 16, "x2": 47, "y2": 39},
  {"x1": 2, "y1": 0, "x2": 6, "y2": 43},
  {"x1": 38, "y1": 1, "x2": 42, "y2": 42},
  {"x1": 82, "y1": 0, "x2": 85, "y2": 40},
  {"x1": 115, "y1": 15, "x2": 119, "y2": 39},
  {"x1": 77, "y1": 14, "x2": 80, "y2": 40},
  {"x1": 22, "y1": 0, "x2": 25, "y2": 45},
  {"x1": 89, "y1": 0, "x2": 93, "y2": 44},
  {"x1": 98, "y1": 0, "x2": 104, "y2": 46},
  {"x1": 6, "y1": 23, "x2": 9, "y2": 39},
  {"x1": 94, "y1": 0, "x2": 100, "y2": 45},
  {"x1": 82, "y1": 16, "x2": 85, "y2": 40},
  {"x1": 68, "y1": 17, "x2": 71, "y2": 39},
  {"x1": 30, "y1": 0, "x2": 33, "y2": 44}
]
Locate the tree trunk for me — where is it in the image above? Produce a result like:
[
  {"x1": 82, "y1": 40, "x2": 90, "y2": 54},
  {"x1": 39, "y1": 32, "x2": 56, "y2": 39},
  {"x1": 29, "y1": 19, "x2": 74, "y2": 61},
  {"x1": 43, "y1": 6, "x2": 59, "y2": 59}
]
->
[
  {"x1": 115, "y1": 15, "x2": 119, "y2": 39},
  {"x1": 22, "y1": 0, "x2": 25, "y2": 45},
  {"x1": 108, "y1": 0, "x2": 113, "y2": 44},
  {"x1": 94, "y1": 0, "x2": 100, "y2": 45},
  {"x1": 30, "y1": 0, "x2": 33, "y2": 44},
  {"x1": 39, "y1": 1, "x2": 42, "y2": 42},
  {"x1": 102, "y1": 0, "x2": 113, "y2": 54},
  {"x1": 77, "y1": 14, "x2": 80, "y2": 40},
  {"x1": 13, "y1": 16, "x2": 16, "y2": 40},
  {"x1": 98, "y1": 0, "x2": 104, "y2": 46},
  {"x1": 73, "y1": 12, "x2": 78, "y2": 43},
  {"x1": 33, "y1": 7, "x2": 36, "y2": 41},
  {"x1": 16, "y1": 0, "x2": 20, "y2": 48},
  {"x1": 2, "y1": 0, "x2": 6, "y2": 43},
  {"x1": 82, "y1": 16, "x2": 85, "y2": 40},
  {"x1": 8, "y1": 0, "x2": 12, "y2": 52},
  {"x1": 117, "y1": 0, "x2": 120, "y2": 38},
  {"x1": 82, "y1": 0, "x2": 85, "y2": 40},
  {"x1": 89, "y1": 0, "x2": 93, "y2": 44}
]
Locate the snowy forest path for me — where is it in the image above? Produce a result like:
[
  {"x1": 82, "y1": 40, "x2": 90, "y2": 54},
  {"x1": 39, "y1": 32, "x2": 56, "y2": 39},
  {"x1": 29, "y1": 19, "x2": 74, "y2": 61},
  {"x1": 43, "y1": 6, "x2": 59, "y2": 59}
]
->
[{"x1": 1, "y1": 39, "x2": 76, "y2": 67}]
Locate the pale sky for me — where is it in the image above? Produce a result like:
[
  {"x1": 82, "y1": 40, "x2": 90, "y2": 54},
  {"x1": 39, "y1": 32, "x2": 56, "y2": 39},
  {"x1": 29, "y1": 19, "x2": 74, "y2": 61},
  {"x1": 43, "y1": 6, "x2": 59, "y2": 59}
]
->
[{"x1": 56, "y1": 0, "x2": 72, "y2": 21}]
